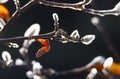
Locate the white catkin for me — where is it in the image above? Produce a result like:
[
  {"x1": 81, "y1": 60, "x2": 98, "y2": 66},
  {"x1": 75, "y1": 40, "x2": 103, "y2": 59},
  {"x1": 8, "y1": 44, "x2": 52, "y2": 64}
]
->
[
  {"x1": 2, "y1": 51, "x2": 11, "y2": 61},
  {"x1": 81, "y1": 35, "x2": 95, "y2": 45},
  {"x1": 15, "y1": 58, "x2": 24, "y2": 66},
  {"x1": 91, "y1": 17, "x2": 100, "y2": 25},
  {"x1": 52, "y1": 13, "x2": 59, "y2": 22},
  {"x1": 103, "y1": 57, "x2": 113, "y2": 69},
  {"x1": 70, "y1": 30, "x2": 80, "y2": 40},
  {"x1": 26, "y1": 71, "x2": 34, "y2": 78}
]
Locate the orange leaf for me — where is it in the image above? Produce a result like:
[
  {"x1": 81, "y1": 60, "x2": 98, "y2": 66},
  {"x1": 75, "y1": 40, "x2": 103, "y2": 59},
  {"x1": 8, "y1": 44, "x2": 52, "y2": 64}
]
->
[
  {"x1": 36, "y1": 39, "x2": 49, "y2": 46},
  {"x1": 35, "y1": 39, "x2": 50, "y2": 58},
  {"x1": 109, "y1": 62, "x2": 120, "y2": 76},
  {"x1": 0, "y1": 4, "x2": 10, "y2": 21}
]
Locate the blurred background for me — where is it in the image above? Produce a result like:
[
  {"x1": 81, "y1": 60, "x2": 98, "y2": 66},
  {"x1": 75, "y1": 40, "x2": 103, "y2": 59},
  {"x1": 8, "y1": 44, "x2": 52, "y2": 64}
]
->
[{"x1": 0, "y1": 0, "x2": 120, "y2": 79}]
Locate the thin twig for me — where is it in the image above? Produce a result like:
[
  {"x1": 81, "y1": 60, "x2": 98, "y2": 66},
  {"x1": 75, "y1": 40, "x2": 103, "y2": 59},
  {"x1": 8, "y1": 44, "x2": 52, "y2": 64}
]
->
[{"x1": 0, "y1": 31, "x2": 55, "y2": 42}]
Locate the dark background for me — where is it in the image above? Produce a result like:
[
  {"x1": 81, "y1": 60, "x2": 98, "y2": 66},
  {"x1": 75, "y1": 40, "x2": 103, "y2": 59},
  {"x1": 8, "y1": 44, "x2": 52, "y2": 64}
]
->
[{"x1": 0, "y1": 0, "x2": 120, "y2": 79}]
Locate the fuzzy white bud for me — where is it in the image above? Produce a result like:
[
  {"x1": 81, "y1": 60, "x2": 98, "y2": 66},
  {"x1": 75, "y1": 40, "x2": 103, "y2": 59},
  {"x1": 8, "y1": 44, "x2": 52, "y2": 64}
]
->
[
  {"x1": 52, "y1": 13, "x2": 59, "y2": 22},
  {"x1": 8, "y1": 42, "x2": 19, "y2": 48},
  {"x1": 91, "y1": 17, "x2": 100, "y2": 25},
  {"x1": 81, "y1": 35, "x2": 95, "y2": 45},
  {"x1": 103, "y1": 57, "x2": 113, "y2": 69},
  {"x1": 34, "y1": 75, "x2": 42, "y2": 79},
  {"x1": 26, "y1": 71, "x2": 34, "y2": 78},
  {"x1": 1, "y1": 51, "x2": 13, "y2": 66},
  {"x1": 15, "y1": 58, "x2": 24, "y2": 66},
  {"x1": 19, "y1": 47, "x2": 28, "y2": 55},
  {"x1": 70, "y1": 30, "x2": 80, "y2": 42},
  {"x1": 33, "y1": 62, "x2": 43, "y2": 74},
  {"x1": 23, "y1": 23, "x2": 40, "y2": 49},
  {"x1": 24, "y1": 23, "x2": 40, "y2": 37},
  {"x1": 86, "y1": 68, "x2": 97, "y2": 79},
  {"x1": 2, "y1": 51, "x2": 11, "y2": 62}
]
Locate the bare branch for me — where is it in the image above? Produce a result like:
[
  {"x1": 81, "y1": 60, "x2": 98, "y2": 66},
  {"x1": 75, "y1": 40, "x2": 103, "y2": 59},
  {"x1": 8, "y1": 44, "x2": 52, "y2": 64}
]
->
[
  {"x1": 83, "y1": 8, "x2": 117, "y2": 16},
  {"x1": 0, "y1": 31, "x2": 55, "y2": 42},
  {"x1": 39, "y1": 0, "x2": 92, "y2": 11}
]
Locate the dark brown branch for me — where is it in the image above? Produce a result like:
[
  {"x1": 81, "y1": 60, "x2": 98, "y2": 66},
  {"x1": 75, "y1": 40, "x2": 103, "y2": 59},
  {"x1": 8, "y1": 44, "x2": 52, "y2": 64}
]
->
[{"x1": 0, "y1": 31, "x2": 55, "y2": 42}]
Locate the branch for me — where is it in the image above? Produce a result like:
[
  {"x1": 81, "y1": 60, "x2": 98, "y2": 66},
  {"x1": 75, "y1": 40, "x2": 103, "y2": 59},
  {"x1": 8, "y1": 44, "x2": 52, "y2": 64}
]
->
[
  {"x1": 38, "y1": 0, "x2": 120, "y2": 16},
  {"x1": 0, "y1": 31, "x2": 55, "y2": 42},
  {"x1": 39, "y1": 0, "x2": 92, "y2": 11},
  {"x1": 83, "y1": 8, "x2": 117, "y2": 16}
]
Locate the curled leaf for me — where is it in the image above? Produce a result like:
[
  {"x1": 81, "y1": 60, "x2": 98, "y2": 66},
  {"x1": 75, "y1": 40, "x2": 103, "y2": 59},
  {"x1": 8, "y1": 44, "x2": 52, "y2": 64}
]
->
[
  {"x1": 35, "y1": 39, "x2": 50, "y2": 58},
  {"x1": 0, "y1": 4, "x2": 10, "y2": 21},
  {"x1": 35, "y1": 50, "x2": 46, "y2": 58},
  {"x1": 81, "y1": 35, "x2": 95, "y2": 45}
]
